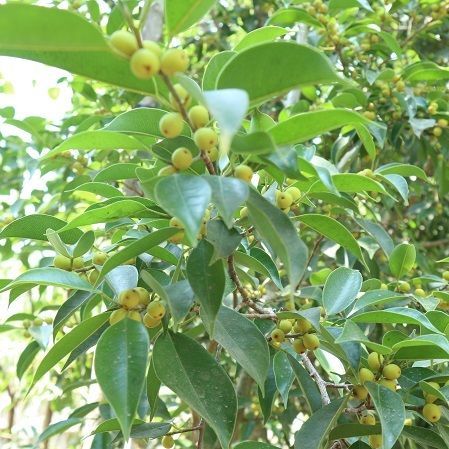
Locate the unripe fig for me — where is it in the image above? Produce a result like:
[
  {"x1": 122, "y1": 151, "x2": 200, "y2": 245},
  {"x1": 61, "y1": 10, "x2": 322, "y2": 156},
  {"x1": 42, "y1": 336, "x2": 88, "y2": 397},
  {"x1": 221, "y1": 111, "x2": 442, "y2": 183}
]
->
[
  {"x1": 437, "y1": 118, "x2": 448, "y2": 128},
  {"x1": 127, "y1": 311, "x2": 142, "y2": 322},
  {"x1": 188, "y1": 105, "x2": 210, "y2": 129},
  {"x1": 360, "y1": 414, "x2": 376, "y2": 425},
  {"x1": 33, "y1": 318, "x2": 43, "y2": 326},
  {"x1": 423, "y1": 403, "x2": 442, "y2": 423},
  {"x1": 369, "y1": 434, "x2": 382, "y2": 449},
  {"x1": 398, "y1": 281, "x2": 411, "y2": 293},
  {"x1": 292, "y1": 338, "x2": 307, "y2": 354},
  {"x1": 23, "y1": 319, "x2": 31, "y2": 328},
  {"x1": 240, "y1": 207, "x2": 249, "y2": 219},
  {"x1": 72, "y1": 257, "x2": 84, "y2": 270},
  {"x1": 88, "y1": 269, "x2": 99, "y2": 284},
  {"x1": 359, "y1": 367, "x2": 375, "y2": 384},
  {"x1": 147, "y1": 301, "x2": 166, "y2": 320},
  {"x1": 193, "y1": 127, "x2": 218, "y2": 150},
  {"x1": 278, "y1": 320, "x2": 292, "y2": 333},
  {"x1": 171, "y1": 147, "x2": 193, "y2": 171},
  {"x1": 443, "y1": 271, "x2": 449, "y2": 281},
  {"x1": 54, "y1": 255, "x2": 72, "y2": 271},
  {"x1": 353, "y1": 385, "x2": 369, "y2": 401},
  {"x1": 286, "y1": 186, "x2": 301, "y2": 202},
  {"x1": 118, "y1": 289, "x2": 141, "y2": 309},
  {"x1": 109, "y1": 308, "x2": 128, "y2": 325},
  {"x1": 130, "y1": 48, "x2": 160, "y2": 79},
  {"x1": 159, "y1": 113, "x2": 184, "y2": 138},
  {"x1": 415, "y1": 288, "x2": 426, "y2": 297},
  {"x1": 234, "y1": 164, "x2": 253, "y2": 183},
  {"x1": 294, "y1": 318, "x2": 312, "y2": 334},
  {"x1": 110, "y1": 30, "x2": 138, "y2": 57},
  {"x1": 44, "y1": 317, "x2": 53, "y2": 324},
  {"x1": 169, "y1": 217, "x2": 184, "y2": 229},
  {"x1": 169, "y1": 231, "x2": 185, "y2": 244},
  {"x1": 134, "y1": 287, "x2": 150, "y2": 306},
  {"x1": 270, "y1": 328, "x2": 285, "y2": 343},
  {"x1": 379, "y1": 378, "x2": 397, "y2": 391},
  {"x1": 433, "y1": 126, "x2": 443, "y2": 137},
  {"x1": 303, "y1": 333, "x2": 320, "y2": 350},
  {"x1": 143, "y1": 313, "x2": 161, "y2": 328},
  {"x1": 162, "y1": 435, "x2": 175, "y2": 449},
  {"x1": 367, "y1": 352, "x2": 384, "y2": 371},
  {"x1": 276, "y1": 191, "x2": 293, "y2": 209},
  {"x1": 93, "y1": 251, "x2": 108, "y2": 265},
  {"x1": 160, "y1": 48, "x2": 189, "y2": 76},
  {"x1": 143, "y1": 40, "x2": 162, "y2": 56},
  {"x1": 158, "y1": 165, "x2": 177, "y2": 176},
  {"x1": 382, "y1": 363, "x2": 401, "y2": 380}
]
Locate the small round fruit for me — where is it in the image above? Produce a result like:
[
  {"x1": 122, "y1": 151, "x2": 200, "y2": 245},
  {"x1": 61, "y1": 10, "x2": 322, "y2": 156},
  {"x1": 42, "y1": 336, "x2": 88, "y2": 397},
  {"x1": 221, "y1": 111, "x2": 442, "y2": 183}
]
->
[
  {"x1": 189, "y1": 105, "x2": 210, "y2": 129},
  {"x1": 369, "y1": 434, "x2": 382, "y2": 449},
  {"x1": 294, "y1": 318, "x2": 313, "y2": 334},
  {"x1": 234, "y1": 164, "x2": 253, "y2": 183},
  {"x1": 169, "y1": 84, "x2": 191, "y2": 111},
  {"x1": 54, "y1": 255, "x2": 72, "y2": 271},
  {"x1": 33, "y1": 318, "x2": 43, "y2": 326},
  {"x1": 303, "y1": 333, "x2": 320, "y2": 350},
  {"x1": 109, "y1": 30, "x2": 138, "y2": 57},
  {"x1": 398, "y1": 281, "x2": 411, "y2": 293},
  {"x1": 23, "y1": 319, "x2": 31, "y2": 328},
  {"x1": 72, "y1": 257, "x2": 84, "y2": 270},
  {"x1": 130, "y1": 48, "x2": 160, "y2": 79},
  {"x1": 415, "y1": 288, "x2": 426, "y2": 297},
  {"x1": 276, "y1": 191, "x2": 293, "y2": 209},
  {"x1": 171, "y1": 147, "x2": 193, "y2": 171},
  {"x1": 360, "y1": 414, "x2": 376, "y2": 425},
  {"x1": 383, "y1": 363, "x2": 401, "y2": 380},
  {"x1": 292, "y1": 338, "x2": 307, "y2": 354},
  {"x1": 44, "y1": 317, "x2": 53, "y2": 325},
  {"x1": 109, "y1": 308, "x2": 128, "y2": 325},
  {"x1": 278, "y1": 320, "x2": 292, "y2": 333},
  {"x1": 158, "y1": 165, "x2": 177, "y2": 176},
  {"x1": 93, "y1": 251, "x2": 108, "y2": 265},
  {"x1": 379, "y1": 378, "x2": 397, "y2": 391},
  {"x1": 423, "y1": 403, "x2": 442, "y2": 423},
  {"x1": 88, "y1": 269, "x2": 99, "y2": 284},
  {"x1": 193, "y1": 127, "x2": 218, "y2": 150},
  {"x1": 443, "y1": 271, "x2": 449, "y2": 281},
  {"x1": 147, "y1": 301, "x2": 166, "y2": 320},
  {"x1": 206, "y1": 146, "x2": 219, "y2": 162},
  {"x1": 359, "y1": 367, "x2": 375, "y2": 384},
  {"x1": 367, "y1": 352, "x2": 384, "y2": 371},
  {"x1": 286, "y1": 186, "x2": 301, "y2": 202},
  {"x1": 160, "y1": 48, "x2": 189, "y2": 76},
  {"x1": 118, "y1": 289, "x2": 141, "y2": 309},
  {"x1": 433, "y1": 126, "x2": 443, "y2": 137},
  {"x1": 162, "y1": 435, "x2": 175, "y2": 449},
  {"x1": 169, "y1": 231, "x2": 185, "y2": 244},
  {"x1": 134, "y1": 287, "x2": 150, "y2": 306},
  {"x1": 353, "y1": 385, "x2": 369, "y2": 401},
  {"x1": 271, "y1": 329, "x2": 285, "y2": 343},
  {"x1": 127, "y1": 311, "x2": 142, "y2": 322},
  {"x1": 143, "y1": 40, "x2": 162, "y2": 56},
  {"x1": 143, "y1": 313, "x2": 161, "y2": 328},
  {"x1": 424, "y1": 382, "x2": 440, "y2": 404},
  {"x1": 240, "y1": 207, "x2": 249, "y2": 219},
  {"x1": 159, "y1": 113, "x2": 184, "y2": 138}
]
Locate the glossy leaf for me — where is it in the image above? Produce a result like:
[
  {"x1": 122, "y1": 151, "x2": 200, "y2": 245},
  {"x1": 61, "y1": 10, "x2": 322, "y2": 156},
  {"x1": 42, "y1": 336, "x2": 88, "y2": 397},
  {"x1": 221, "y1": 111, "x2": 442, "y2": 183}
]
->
[
  {"x1": 389, "y1": 243, "x2": 416, "y2": 278},
  {"x1": 273, "y1": 351, "x2": 294, "y2": 407},
  {"x1": 165, "y1": 0, "x2": 215, "y2": 35},
  {"x1": 95, "y1": 318, "x2": 150, "y2": 441}
]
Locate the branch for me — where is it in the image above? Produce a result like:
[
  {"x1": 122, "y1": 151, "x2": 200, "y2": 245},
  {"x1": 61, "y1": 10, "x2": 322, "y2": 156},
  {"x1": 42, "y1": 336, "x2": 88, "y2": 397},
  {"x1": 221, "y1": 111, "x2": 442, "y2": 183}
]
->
[
  {"x1": 166, "y1": 425, "x2": 202, "y2": 436},
  {"x1": 197, "y1": 420, "x2": 205, "y2": 449},
  {"x1": 301, "y1": 353, "x2": 330, "y2": 406}
]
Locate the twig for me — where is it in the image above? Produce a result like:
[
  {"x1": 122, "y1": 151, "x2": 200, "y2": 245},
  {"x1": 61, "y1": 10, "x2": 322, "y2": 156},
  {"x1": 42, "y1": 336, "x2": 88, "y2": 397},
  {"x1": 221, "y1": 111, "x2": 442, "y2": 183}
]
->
[
  {"x1": 197, "y1": 420, "x2": 205, "y2": 449},
  {"x1": 118, "y1": 0, "x2": 143, "y2": 48},
  {"x1": 166, "y1": 425, "x2": 202, "y2": 436},
  {"x1": 301, "y1": 353, "x2": 330, "y2": 406},
  {"x1": 244, "y1": 313, "x2": 277, "y2": 320},
  {"x1": 296, "y1": 236, "x2": 324, "y2": 289}
]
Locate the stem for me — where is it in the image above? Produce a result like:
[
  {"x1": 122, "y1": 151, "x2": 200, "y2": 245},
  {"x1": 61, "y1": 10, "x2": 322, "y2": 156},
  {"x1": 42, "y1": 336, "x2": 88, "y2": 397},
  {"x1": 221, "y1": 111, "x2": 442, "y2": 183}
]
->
[
  {"x1": 197, "y1": 419, "x2": 205, "y2": 449},
  {"x1": 166, "y1": 425, "x2": 202, "y2": 436},
  {"x1": 118, "y1": 0, "x2": 144, "y2": 48},
  {"x1": 301, "y1": 353, "x2": 330, "y2": 406}
]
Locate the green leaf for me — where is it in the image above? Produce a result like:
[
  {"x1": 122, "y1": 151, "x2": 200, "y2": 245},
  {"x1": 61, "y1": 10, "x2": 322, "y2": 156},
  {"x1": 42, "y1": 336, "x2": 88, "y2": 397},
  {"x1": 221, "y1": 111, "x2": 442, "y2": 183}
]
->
[
  {"x1": 231, "y1": 131, "x2": 276, "y2": 155},
  {"x1": 46, "y1": 228, "x2": 72, "y2": 258},
  {"x1": 401, "y1": 425, "x2": 449, "y2": 449},
  {"x1": 105, "y1": 265, "x2": 138, "y2": 296},
  {"x1": 376, "y1": 163, "x2": 429, "y2": 182},
  {"x1": 389, "y1": 243, "x2": 416, "y2": 278},
  {"x1": 67, "y1": 182, "x2": 124, "y2": 199},
  {"x1": 186, "y1": 240, "x2": 225, "y2": 335},
  {"x1": 352, "y1": 307, "x2": 441, "y2": 334},
  {"x1": 0, "y1": 4, "x2": 166, "y2": 97},
  {"x1": 0, "y1": 214, "x2": 82, "y2": 244},
  {"x1": 204, "y1": 176, "x2": 249, "y2": 228},
  {"x1": 365, "y1": 382, "x2": 405, "y2": 449},
  {"x1": 98, "y1": 228, "x2": 178, "y2": 280},
  {"x1": 43, "y1": 131, "x2": 145, "y2": 160},
  {"x1": 298, "y1": 214, "x2": 365, "y2": 264},
  {"x1": 155, "y1": 175, "x2": 212, "y2": 246},
  {"x1": 38, "y1": 417, "x2": 82, "y2": 443},
  {"x1": 0, "y1": 268, "x2": 96, "y2": 294},
  {"x1": 322, "y1": 267, "x2": 362, "y2": 315},
  {"x1": 17, "y1": 341, "x2": 40, "y2": 379},
  {"x1": 203, "y1": 89, "x2": 249, "y2": 150},
  {"x1": 268, "y1": 109, "x2": 385, "y2": 147},
  {"x1": 267, "y1": 8, "x2": 324, "y2": 28},
  {"x1": 293, "y1": 397, "x2": 347, "y2": 449},
  {"x1": 31, "y1": 312, "x2": 110, "y2": 389},
  {"x1": 357, "y1": 219, "x2": 394, "y2": 257},
  {"x1": 273, "y1": 351, "x2": 294, "y2": 407},
  {"x1": 393, "y1": 334, "x2": 449, "y2": 360},
  {"x1": 73, "y1": 231, "x2": 95, "y2": 258},
  {"x1": 147, "y1": 358, "x2": 161, "y2": 420},
  {"x1": 104, "y1": 108, "x2": 190, "y2": 137},
  {"x1": 216, "y1": 42, "x2": 343, "y2": 107},
  {"x1": 214, "y1": 306, "x2": 270, "y2": 393},
  {"x1": 203, "y1": 51, "x2": 236, "y2": 91},
  {"x1": 165, "y1": 0, "x2": 215, "y2": 36},
  {"x1": 153, "y1": 332, "x2": 237, "y2": 449},
  {"x1": 94, "y1": 318, "x2": 149, "y2": 441},
  {"x1": 247, "y1": 189, "x2": 308, "y2": 289},
  {"x1": 206, "y1": 221, "x2": 243, "y2": 263},
  {"x1": 234, "y1": 443, "x2": 280, "y2": 449},
  {"x1": 234, "y1": 26, "x2": 287, "y2": 52},
  {"x1": 329, "y1": 423, "x2": 381, "y2": 439},
  {"x1": 350, "y1": 290, "x2": 405, "y2": 315},
  {"x1": 94, "y1": 163, "x2": 140, "y2": 182},
  {"x1": 287, "y1": 354, "x2": 322, "y2": 412}
]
